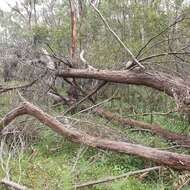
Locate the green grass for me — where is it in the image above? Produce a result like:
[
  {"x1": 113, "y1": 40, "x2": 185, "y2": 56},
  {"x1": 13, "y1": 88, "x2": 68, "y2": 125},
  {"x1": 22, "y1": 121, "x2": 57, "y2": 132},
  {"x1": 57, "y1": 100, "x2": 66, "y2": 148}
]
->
[
  {"x1": 0, "y1": 129, "x2": 179, "y2": 190},
  {"x1": 0, "y1": 85, "x2": 190, "y2": 189}
]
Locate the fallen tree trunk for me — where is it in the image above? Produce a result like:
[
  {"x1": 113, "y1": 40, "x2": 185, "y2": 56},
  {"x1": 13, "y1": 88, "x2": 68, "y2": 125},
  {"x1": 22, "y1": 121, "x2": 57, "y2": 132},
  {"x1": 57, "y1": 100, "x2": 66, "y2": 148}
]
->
[
  {"x1": 95, "y1": 108, "x2": 190, "y2": 146},
  {"x1": 56, "y1": 69, "x2": 190, "y2": 107},
  {"x1": 1, "y1": 101, "x2": 190, "y2": 170}
]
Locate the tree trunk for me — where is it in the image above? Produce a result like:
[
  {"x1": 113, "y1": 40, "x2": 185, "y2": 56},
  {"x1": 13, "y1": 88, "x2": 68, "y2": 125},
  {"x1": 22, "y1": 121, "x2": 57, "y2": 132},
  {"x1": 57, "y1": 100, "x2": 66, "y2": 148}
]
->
[
  {"x1": 56, "y1": 69, "x2": 190, "y2": 108},
  {"x1": 69, "y1": 0, "x2": 77, "y2": 59},
  {"x1": 1, "y1": 101, "x2": 190, "y2": 170},
  {"x1": 95, "y1": 108, "x2": 190, "y2": 146}
]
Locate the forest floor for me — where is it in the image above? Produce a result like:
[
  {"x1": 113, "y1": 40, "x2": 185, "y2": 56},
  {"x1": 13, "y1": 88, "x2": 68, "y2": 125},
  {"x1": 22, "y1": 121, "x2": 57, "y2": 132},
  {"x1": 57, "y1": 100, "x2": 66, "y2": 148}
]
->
[{"x1": 0, "y1": 85, "x2": 190, "y2": 190}]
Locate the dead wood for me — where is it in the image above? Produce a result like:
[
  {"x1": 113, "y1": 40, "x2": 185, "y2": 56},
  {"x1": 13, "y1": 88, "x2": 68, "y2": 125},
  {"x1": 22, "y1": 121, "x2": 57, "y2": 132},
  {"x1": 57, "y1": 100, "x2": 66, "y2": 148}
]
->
[
  {"x1": 74, "y1": 166, "x2": 160, "y2": 189},
  {"x1": 56, "y1": 69, "x2": 190, "y2": 108},
  {"x1": 0, "y1": 80, "x2": 37, "y2": 94},
  {"x1": 1, "y1": 178, "x2": 29, "y2": 190},
  {"x1": 64, "y1": 81, "x2": 107, "y2": 114},
  {"x1": 95, "y1": 108, "x2": 190, "y2": 146},
  {"x1": 90, "y1": 2, "x2": 145, "y2": 69},
  {"x1": 1, "y1": 101, "x2": 190, "y2": 170}
]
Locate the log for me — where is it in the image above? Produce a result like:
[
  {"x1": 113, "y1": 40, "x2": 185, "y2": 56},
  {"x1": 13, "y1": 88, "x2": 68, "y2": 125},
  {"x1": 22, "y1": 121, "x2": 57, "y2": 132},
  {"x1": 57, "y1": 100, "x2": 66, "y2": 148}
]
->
[
  {"x1": 95, "y1": 108, "x2": 190, "y2": 146},
  {"x1": 1, "y1": 101, "x2": 190, "y2": 170},
  {"x1": 56, "y1": 69, "x2": 190, "y2": 105}
]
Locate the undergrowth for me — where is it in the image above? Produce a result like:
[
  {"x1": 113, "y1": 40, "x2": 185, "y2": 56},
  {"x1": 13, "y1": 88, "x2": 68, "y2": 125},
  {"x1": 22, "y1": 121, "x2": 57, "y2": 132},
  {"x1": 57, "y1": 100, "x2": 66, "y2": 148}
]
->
[{"x1": 0, "y1": 86, "x2": 189, "y2": 189}]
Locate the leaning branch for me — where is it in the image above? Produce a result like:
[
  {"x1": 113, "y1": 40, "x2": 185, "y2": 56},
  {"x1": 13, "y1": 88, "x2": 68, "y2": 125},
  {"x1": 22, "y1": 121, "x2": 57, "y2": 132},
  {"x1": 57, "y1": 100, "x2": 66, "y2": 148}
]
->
[
  {"x1": 0, "y1": 80, "x2": 37, "y2": 94},
  {"x1": 1, "y1": 101, "x2": 190, "y2": 170},
  {"x1": 90, "y1": 3, "x2": 144, "y2": 69},
  {"x1": 139, "y1": 52, "x2": 190, "y2": 62}
]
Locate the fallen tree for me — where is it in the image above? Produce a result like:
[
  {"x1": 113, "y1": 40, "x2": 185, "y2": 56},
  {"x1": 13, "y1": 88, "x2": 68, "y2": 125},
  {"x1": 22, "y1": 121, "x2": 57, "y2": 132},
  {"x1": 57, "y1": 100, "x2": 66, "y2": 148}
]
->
[
  {"x1": 1, "y1": 100, "x2": 190, "y2": 170},
  {"x1": 74, "y1": 166, "x2": 161, "y2": 189},
  {"x1": 56, "y1": 69, "x2": 190, "y2": 108},
  {"x1": 95, "y1": 108, "x2": 190, "y2": 146}
]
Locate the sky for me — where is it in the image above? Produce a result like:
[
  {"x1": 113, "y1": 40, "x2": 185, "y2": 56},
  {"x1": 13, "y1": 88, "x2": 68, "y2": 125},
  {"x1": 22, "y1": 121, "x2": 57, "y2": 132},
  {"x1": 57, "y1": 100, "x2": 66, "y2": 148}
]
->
[
  {"x1": 1, "y1": 0, "x2": 18, "y2": 11},
  {"x1": 1, "y1": 0, "x2": 190, "y2": 11}
]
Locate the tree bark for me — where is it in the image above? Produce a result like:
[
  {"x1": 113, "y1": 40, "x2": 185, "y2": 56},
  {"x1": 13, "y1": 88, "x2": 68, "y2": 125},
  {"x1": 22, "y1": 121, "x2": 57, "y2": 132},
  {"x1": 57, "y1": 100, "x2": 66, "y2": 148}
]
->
[
  {"x1": 75, "y1": 166, "x2": 160, "y2": 189},
  {"x1": 1, "y1": 178, "x2": 28, "y2": 190},
  {"x1": 95, "y1": 108, "x2": 190, "y2": 146},
  {"x1": 56, "y1": 69, "x2": 190, "y2": 107},
  {"x1": 69, "y1": 0, "x2": 77, "y2": 59},
  {"x1": 1, "y1": 101, "x2": 190, "y2": 170}
]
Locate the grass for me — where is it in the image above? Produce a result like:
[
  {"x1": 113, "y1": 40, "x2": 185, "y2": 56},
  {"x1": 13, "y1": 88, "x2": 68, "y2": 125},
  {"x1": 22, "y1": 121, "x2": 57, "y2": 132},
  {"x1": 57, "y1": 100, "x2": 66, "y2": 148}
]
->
[
  {"x1": 0, "y1": 129, "x2": 177, "y2": 190},
  {"x1": 0, "y1": 85, "x2": 190, "y2": 189}
]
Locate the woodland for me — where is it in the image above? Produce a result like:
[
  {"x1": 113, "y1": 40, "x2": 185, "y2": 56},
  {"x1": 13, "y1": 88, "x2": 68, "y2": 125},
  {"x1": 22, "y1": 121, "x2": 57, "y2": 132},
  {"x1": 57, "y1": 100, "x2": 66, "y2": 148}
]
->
[{"x1": 0, "y1": 0, "x2": 190, "y2": 189}]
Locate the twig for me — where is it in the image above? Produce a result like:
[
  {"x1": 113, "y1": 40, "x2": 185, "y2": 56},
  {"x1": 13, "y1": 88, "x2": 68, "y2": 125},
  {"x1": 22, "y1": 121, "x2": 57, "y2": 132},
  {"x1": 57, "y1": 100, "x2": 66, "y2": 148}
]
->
[
  {"x1": 136, "y1": 15, "x2": 185, "y2": 58},
  {"x1": 64, "y1": 81, "x2": 107, "y2": 114},
  {"x1": 74, "y1": 166, "x2": 161, "y2": 189},
  {"x1": 71, "y1": 145, "x2": 88, "y2": 173},
  {"x1": 90, "y1": 3, "x2": 144, "y2": 69},
  {"x1": 159, "y1": 145, "x2": 190, "y2": 150},
  {"x1": 72, "y1": 93, "x2": 116, "y2": 116},
  {"x1": 139, "y1": 52, "x2": 190, "y2": 63},
  {"x1": 63, "y1": 78, "x2": 96, "y2": 104},
  {"x1": 45, "y1": 43, "x2": 74, "y2": 68},
  {"x1": 128, "y1": 109, "x2": 177, "y2": 117},
  {"x1": 0, "y1": 80, "x2": 37, "y2": 94},
  {"x1": 176, "y1": 177, "x2": 190, "y2": 190}
]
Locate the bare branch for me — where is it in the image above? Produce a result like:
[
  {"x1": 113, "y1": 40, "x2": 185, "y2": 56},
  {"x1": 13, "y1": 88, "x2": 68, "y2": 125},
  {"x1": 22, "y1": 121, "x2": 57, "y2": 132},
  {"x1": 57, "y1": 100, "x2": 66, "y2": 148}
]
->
[
  {"x1": 1, "y1": 178, "x2": 29, "y2": 190},
  {"x1": 74, "y1": 166, "x2": 161, "y2": 189},
  {"x1": 1, "y1": 101, "x2": 190, "y2": 170},
  {"x1": 90, "y1": 3, "x2": 145, "y2": 69},
  {"x1": 139, "y1": 52, "x2": 190, "y2": 63},
  {"x1": 64, "y1": 81, "x2": 107, "y2": 114},
  {"x1": 136, "y1": 15, "x2": 186, "y2": 58},
  {"x1": 0, "y1": 80, "x2": 37, "y2": 94}
]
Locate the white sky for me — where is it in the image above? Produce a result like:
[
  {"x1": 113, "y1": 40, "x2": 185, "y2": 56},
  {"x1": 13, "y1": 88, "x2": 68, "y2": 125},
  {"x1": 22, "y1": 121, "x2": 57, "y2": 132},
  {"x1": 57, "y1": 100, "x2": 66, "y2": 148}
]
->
[
  {"x1": 0, "y1": 0, "x2": 190, "y2": 11},
  {"x1": 1, "y1": 0, "x2": 18, "y2": 11}
]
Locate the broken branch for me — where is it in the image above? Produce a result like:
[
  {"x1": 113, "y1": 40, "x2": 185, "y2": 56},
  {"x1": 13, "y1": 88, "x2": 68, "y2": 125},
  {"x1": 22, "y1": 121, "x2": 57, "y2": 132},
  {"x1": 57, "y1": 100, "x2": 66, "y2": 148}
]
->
[{"x1": 74, "y1": 166, "x2": 161, "y2": 189}]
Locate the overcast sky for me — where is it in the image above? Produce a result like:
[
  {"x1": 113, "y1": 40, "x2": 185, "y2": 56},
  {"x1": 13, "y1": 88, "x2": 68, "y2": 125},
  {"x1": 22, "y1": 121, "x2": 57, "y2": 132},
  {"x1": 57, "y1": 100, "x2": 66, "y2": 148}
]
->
[
  {"x1": 1, "y1": 0, "x2": 190, "y2": 11},
  {"x1": 1, "y1": 0, "x2": 18, "y2": 11}
]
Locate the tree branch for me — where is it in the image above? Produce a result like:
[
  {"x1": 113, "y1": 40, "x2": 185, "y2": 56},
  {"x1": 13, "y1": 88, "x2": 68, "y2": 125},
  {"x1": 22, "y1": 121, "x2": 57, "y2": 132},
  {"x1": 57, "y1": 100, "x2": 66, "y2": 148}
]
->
[
  {"x1": 64, "y1": 81, "x2": 107, "y2": 114},
  {"x1": 136, "y1": 15, "x2": 186, "y2": 58},
  {"x1": 74, "y1": 166, "x2": 161, "y2": 189},
  {"x1": 0, "y1": 80, "x2": 37, "y2": 94},
  {"x1": 95, "y1": 108, "x2": 190, "y2": 146},
  {"x1": 1, "y1": 101, "x2": 190, "y2": 170},
  {"x1": 1, "y1": 178, "x2": 29, "y2": 190},
  {"x1": 90, "y1": 3, "x2": 144, "y2": 69}
]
